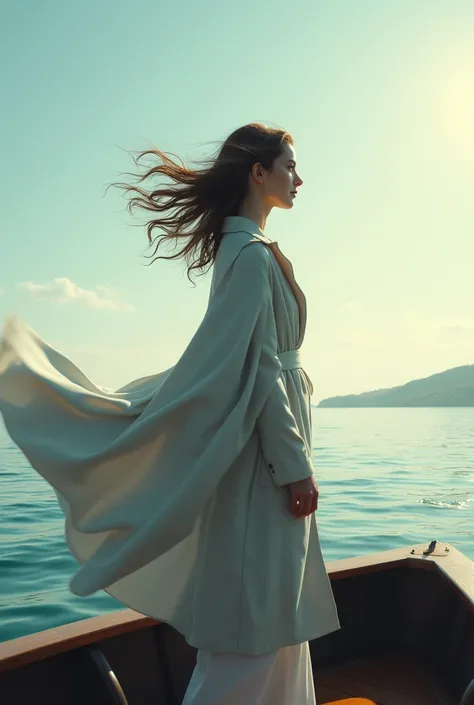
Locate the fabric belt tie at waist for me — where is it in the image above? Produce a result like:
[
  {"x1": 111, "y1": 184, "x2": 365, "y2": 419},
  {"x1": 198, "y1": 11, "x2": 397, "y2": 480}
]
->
[{"x1": 277, "y1": 349, "x2": 302, "y2": 371}]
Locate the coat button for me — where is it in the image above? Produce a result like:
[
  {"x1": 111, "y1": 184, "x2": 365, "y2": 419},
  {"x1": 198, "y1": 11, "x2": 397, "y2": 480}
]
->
[{"x1": 269, "y1": 464, "x2": 273, "y2": 468}]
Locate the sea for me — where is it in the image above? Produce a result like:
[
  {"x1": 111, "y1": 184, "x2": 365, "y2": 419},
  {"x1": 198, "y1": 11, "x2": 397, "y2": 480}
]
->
[{"x1": 1, "y1": 407, "x2": 473, "y2": 644}]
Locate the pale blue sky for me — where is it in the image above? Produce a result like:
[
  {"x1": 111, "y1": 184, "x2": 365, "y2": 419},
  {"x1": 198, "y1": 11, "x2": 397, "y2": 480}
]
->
[{"x1": 1, "y1": 1, "x2": 473, "y2": 403}]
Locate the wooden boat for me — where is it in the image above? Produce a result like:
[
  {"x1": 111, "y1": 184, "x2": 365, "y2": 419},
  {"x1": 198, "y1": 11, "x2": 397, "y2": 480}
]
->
[{"x1": 1, "y1": 540, "x2": 473, "y2": 705}]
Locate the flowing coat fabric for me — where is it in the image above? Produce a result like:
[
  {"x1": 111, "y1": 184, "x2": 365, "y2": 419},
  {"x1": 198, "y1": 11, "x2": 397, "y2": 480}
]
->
[{"x1": 0, "y1": 216, "x2": 340, "y2": 655}]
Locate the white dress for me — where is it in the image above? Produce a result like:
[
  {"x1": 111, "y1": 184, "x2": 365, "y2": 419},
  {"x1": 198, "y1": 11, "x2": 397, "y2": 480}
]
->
[{"x1": 182, "y1": 641, "x2": 316, "y2": 705}]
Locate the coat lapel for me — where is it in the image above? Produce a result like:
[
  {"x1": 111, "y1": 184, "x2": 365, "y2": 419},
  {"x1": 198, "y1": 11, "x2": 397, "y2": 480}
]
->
[
  {"x1": 220, "y1": 217, "x2": 307, "y2": 344},
  {"x1": 251, "y1": 232, "x2": 307, "y2": 344}
]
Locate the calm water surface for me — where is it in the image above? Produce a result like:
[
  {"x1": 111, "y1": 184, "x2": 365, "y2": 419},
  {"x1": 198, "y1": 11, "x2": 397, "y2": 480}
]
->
[{"x1": 1, "y1": 407, "x2": 473, "y2": 642}]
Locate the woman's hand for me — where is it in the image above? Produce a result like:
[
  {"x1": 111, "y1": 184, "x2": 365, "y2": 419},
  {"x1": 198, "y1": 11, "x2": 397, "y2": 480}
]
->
[{"x1": 285, "y1": 475, "x2": 319, "y2": 518}]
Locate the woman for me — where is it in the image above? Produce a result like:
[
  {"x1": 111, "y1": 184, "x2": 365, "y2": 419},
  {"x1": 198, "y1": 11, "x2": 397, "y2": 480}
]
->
[{"x1": 0, "y1": 123, "x2": 340, "y2": 704}]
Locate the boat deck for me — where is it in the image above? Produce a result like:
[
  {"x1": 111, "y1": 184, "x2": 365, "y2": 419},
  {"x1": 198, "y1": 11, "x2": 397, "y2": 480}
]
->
[{"x1": 314, "y1": 651, "x2": 456, "y2": 705}]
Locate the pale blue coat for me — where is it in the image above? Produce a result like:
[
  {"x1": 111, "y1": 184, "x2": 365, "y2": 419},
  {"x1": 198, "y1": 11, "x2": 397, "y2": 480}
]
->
[{"x1": 0, "y1": 215, "x2": 340, "y2": 654}]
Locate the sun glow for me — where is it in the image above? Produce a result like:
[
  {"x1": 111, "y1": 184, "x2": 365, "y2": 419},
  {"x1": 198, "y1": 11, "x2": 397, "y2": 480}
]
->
[{"x1": 435, "y1": 50, "x2": 474, "y2": 157}]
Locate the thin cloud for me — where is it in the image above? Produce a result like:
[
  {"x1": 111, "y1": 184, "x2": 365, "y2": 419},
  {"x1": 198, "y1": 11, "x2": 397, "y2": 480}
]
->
[
  {"x1": 17, "y1": 277, "x2": 134, "y2": 312},
  {"x1": 438, "y1": 323, "x2": 474, "y2": 338}
]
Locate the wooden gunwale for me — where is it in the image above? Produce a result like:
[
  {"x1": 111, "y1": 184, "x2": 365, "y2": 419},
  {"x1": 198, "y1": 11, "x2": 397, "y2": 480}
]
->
[{"x1": 0, "y1": 541, "x2": 472, "y2": 674}]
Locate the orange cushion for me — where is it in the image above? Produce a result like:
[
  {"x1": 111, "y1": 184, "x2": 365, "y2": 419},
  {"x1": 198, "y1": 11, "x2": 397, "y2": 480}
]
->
[{"x1": 324, "y1": 700, "x2": 376, "y2": 705}]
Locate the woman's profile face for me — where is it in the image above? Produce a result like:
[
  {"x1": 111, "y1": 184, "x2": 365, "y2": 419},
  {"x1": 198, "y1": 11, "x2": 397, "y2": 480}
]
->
[{"x1": 263, "y1": 141, "x2": 303, "y2": 210}]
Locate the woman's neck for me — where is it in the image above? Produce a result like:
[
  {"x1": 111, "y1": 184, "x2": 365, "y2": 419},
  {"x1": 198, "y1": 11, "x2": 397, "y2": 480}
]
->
[{"x1": 237, "y1": 195, "x2": 271, "y2": 232}]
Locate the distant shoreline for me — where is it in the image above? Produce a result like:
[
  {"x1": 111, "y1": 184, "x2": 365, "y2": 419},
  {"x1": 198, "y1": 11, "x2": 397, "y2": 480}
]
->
[{"x1": 316, "y1": 363, "x2": 474, "y2": 408}]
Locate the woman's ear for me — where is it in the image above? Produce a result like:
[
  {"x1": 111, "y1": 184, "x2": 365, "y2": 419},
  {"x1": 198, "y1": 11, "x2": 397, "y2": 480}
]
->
[{"x1": 251, "y1": 162, "x2": 264, "y2": 184}]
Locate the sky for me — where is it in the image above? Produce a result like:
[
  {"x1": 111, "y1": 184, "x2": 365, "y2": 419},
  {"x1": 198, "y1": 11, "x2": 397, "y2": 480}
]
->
[{"x1": 1, "y1": 0, "x2": 473, "y2": 404}]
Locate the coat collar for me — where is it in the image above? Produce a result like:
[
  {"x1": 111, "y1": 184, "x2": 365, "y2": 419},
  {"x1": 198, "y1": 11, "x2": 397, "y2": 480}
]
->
[
  {"x1": 221, "y1": 216, "x2": 307, "y2": 345},
  {"x1": 221, "y1": 216, "x2": 274, "y2": 245}
]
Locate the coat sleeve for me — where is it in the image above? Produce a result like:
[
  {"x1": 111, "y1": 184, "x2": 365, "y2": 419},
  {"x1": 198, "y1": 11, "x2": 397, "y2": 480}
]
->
[
  {"x1": 254, "y1": 279, "x2": 315, "y2": 487},
  {"x1": 255, "y1": 376, "x2": 314, "y2": 486}
]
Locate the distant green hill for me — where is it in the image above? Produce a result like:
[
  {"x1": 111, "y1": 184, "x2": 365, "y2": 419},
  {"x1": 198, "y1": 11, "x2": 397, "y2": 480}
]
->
[{"x1": 317, "y1": 364, "x2": 474, "y2": 408}]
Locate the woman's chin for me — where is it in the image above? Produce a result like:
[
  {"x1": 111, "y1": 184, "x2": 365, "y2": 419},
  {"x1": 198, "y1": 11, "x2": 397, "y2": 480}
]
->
[{"x1": 274, "y1": 197, "x2": 296, "y2": 210}]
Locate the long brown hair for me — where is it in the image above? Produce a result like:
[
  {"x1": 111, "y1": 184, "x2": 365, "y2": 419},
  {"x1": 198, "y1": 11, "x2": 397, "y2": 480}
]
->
[{"x1": 108, "y1": 123, "x2": 293, "y2": 283}]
